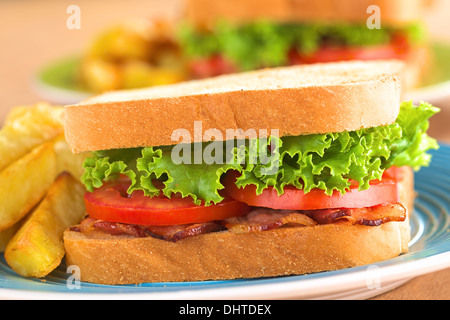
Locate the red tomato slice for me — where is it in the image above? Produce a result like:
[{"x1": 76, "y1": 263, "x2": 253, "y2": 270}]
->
[
  {"x1": 189, "y1": 34, "x2": 411, "y2": 78},
  {"x1": 85, "y1": 180, "x2": 250, "y2": 226},
  {"x1": 189, "y1": 55, "x2": 237, "y2": 79},
  {"x1": 289, "y1": 35, "x2": 411, "y2": 65},
  {"x1": 223, "y1": 168, "x2": 400, "y2": 211}
]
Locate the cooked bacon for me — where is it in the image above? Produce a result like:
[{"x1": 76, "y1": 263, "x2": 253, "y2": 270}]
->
[
  {"x1": 145, "y1": 222, "x2": 225, "y2": 242},
  {"x1": 70, "y1": 217, "x2": 97, "y2": 233},
  {"x1": 304, "y1": 209, "x2": 349, "y2": 225},
  {"x1": 346, "y1": 204, "x2": 407, "y2": 226},
  {"x1": 224, "y1": 209, "x2": 317, "y2": 234},
  {"x1": 93, "y1": 220, "x2": 149, "y2": 238},
  {"x1": 303, "y1": 204, "x2": 407, "y2": 226},
  {"x1": 70, "y1": 217, "x2": 149, "y2": 237},
  {"x1": 71, "y1": 203, "x2": 406, "y2": 242},
  {"x1": 71, "y1": 217, "x2": 224, "y2": 242}
]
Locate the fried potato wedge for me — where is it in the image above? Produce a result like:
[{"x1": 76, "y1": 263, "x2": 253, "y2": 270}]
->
[
  {"x1": 0, "y1": 141, "x2": 57, "y2": 231},
  {"x1": 0, "y1": 224, "x2": 20, "y2": 253},
  {"x1": 0, "y1": 103, "x2": 63, "y2": 172},
  {"x1": 5, "y1": 173, "x2": 86, "y2": 278}
]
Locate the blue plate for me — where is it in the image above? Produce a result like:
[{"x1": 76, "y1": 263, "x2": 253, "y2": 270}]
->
[{"x1": 1, "y1": 145, "x2": 449, "y2": 300}]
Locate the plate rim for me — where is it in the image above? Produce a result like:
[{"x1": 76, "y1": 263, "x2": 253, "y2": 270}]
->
[{"x1": 0, "y1": 252, "x2": 448, "y2": 300}]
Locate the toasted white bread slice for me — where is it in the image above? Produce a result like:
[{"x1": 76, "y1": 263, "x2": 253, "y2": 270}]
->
[{"x1": 64, "y1": 60, "x2": 404, "y2": 153}]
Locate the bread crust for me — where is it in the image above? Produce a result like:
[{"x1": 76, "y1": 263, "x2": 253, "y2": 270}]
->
[
  {"x1": 64, "y1": 61, "x2": 402, "y2": 153},
  {"x1": 184, "y1": 0, "x2": 433, "y2": 28},
  {"x1": 63, "y1": 167, "x2": 413, "y2": 285}
]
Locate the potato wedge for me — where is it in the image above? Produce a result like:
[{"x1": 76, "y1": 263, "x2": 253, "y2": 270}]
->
[
  {"x1": 0, "y1": 103, "x2": 63, "y2": 172},
  {"x1": 0, "y1": 141, "x2": 57, "y2": 231},
  {"x1": 5, "y1": 173, "x2": 86, "y2": 278},
  {"x1": 0, "y1": 224, "x2": 20, "y2": 253}
]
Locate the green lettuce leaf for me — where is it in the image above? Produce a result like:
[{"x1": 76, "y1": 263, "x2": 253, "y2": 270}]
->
[
  {"x1": 387, "y1": 101, "x2": 440, "y2": 169},
  {"x1": 81, "y1": 101, "x2": 439, "y2": 205},
  {"x1": 177, "y1": 21, "x2": 426, "y2": 71}
]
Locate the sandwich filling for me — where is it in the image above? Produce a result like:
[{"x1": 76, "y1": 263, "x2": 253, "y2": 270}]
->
[
  {"x1": 177, "y1": 21, "x2": 426, "y2": 78},
  {"x1": 71, "y1": 101, "x2": 439, "y2": 241}
]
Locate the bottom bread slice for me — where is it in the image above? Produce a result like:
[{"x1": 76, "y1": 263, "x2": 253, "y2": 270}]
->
[{"x1": 63, "y1": 220, "x2": 410, "y2": 285}]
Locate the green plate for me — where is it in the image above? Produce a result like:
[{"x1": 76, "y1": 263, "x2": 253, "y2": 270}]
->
[
  {"x1": 405, "y1": 41, "x2": 450, "y2": 104},
  {"x1": 34, "y1": 55, "x2": 92, "y2": 104},
  {"x1": 38, "y1": 56, "x2": 87, "y2": 92},
  {"x1": 34, "y1": 42, "x2": 450, "y2": 105},
  {"x1": 422, "y1": 42, "x2": 450, "y2": 87}
]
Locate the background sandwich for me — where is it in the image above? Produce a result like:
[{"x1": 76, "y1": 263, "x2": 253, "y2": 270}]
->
[
  {"x1": 63, "y1": 60, "x2": 439, "y2": 285},
  {"x1": 179, "y1": 0, "x2": 433, "y2": 88},
  {"x1": 76, "y1": 0, "x2": 434, "y2": 93}
]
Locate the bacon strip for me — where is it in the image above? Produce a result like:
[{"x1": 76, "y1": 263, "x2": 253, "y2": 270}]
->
[
  {"x1": 94, "y1": 220, "x2": 149, "y2": 238},
  {"x1": 224, "y1": 209, "x2": 317, "y2": 234},
  {"x1": 70, "y1": 217, "x2": 96, "y2": 233},
  {"x1": 303, "y1": 204, "x2": 407, "y2": 226},
  {"x1": 346, "y1": 204, "x2": 407, "y2": 226},
  {"x1": 145, "y1": 223, "x2": 225, "y2": 242},
  {"x1": 70, "y1": 217, "x2": 149, "y2": 238},
  {"x1": 71, "y1": 204, "x2": 407, "y2": 242},
  {"x1": 71, "y1": 217, "x2": 225, "y2": 242}
]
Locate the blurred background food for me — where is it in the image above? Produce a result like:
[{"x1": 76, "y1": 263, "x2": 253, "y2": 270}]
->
[
  {"x1": 0, "y1": 0, "x2": 446, "y2": 140},
  {"x1": 33, "y1": 0, "x2": 441, "y2": 94},
  {"x1": 0, "y1": 0, "x2": 446, "y2": 141},
  {"x1": 80, "y1": 19, "x2": 187, "y2": 92},
  {"x1": 0, "y1": 0, "x2": 449, "y2": 107},
  {"x1": 179, "y1": 0, "x2": 429, "y2": 87}
]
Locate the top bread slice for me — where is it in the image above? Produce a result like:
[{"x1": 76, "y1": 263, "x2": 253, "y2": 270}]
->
[
  {"x1": 183, "y1": 0, "x2": 433, "y2": 28},
  {"x1": 64, "y1": 60, "x2": 403, "y2": 154}
]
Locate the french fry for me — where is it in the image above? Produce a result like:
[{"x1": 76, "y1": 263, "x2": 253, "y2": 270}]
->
[
  {"x1": 0, "y1": 141, "x2": 57, "y2": 231},
  {"x1": 0, "y1": 224, "x2": 20, "y2": 253},
  {"x1": 5, "y1": 173, "x2": 86, "y2": 278},
  {"x1": 0, "y1": 103, "x2": 63, "y2": 172}
]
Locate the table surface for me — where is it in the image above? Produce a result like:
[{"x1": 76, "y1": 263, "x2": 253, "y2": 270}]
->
[{"x1": 0, "y1": 0, "x2": 449, "y2": 300}]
